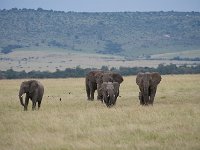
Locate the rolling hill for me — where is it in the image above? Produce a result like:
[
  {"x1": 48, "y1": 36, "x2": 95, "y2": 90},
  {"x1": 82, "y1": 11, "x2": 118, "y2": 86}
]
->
[{"x1": 0, "y1": 8, "x2": 200, "y2": 58}]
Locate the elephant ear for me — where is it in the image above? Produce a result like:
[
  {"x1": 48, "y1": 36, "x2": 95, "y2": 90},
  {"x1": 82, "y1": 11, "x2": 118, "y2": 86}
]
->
[
  {"x1": 136, "y1": 72, "x2": 144, "y2": 86},
  {"x1": 113, "y1": 82, "x2": 120, "y2": 93},
  {"x1": 112, "y1": 73, "x2": 123, "y2": 84},
  {"x1": 21, "y1": 81, "x2": 29, "y2": 89},
  {"x1": 29, "y1": 80, "x2": 38, "y2": 94},
  {"x1": 151, "y1": 72, "x2": 161, "y2": 85}
]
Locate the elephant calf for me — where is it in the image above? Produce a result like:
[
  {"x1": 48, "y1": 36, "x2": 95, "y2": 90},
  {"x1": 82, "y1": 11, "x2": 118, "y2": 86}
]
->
[
  {"x1": 101, "y1": 82, "x2": 120, "y2": 107},
  {"x1": 19, "y1": 80, "x2": 44, "y2": 111},
  {"x1": 136, "y1": 72, "x2": 161, "y2": 105}
]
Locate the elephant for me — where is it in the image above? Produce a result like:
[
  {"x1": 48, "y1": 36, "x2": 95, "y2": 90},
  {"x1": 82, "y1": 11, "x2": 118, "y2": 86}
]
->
[
  {"x1": 96, "y1": 72, "x2": 123, "y2": 100},
  {"x1": 85, "y1": 70, "x2": 104, "y2": 100},
  {"x1": 101, "y1": 82, "x2": 120, "y2": 107},
  {"x1": 19, "y1": 80, "x2": 44, "y2": 111},
  {"x1": 136, "y1": 72, "x2": 161, "y2": 105},
  {"x1": 85, "y1": 71, "x2": 123, "y2": 101}
]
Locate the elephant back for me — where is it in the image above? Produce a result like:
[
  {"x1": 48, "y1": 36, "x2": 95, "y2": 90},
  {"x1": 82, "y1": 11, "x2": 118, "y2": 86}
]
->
[
  {"x1": 86, "y1": 70, "x2": 103, "y2": 83},
  {"x1": 102, "y1": 72, "x2": 123, "y2": 84}
]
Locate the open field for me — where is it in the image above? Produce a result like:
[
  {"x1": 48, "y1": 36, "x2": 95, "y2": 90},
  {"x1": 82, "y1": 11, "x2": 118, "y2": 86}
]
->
[
  {"x1": 150, "y1": 50, "x2": 200, "y2": 59},
  {"x1": 1, "y1": 49, "x2": 200, "y2": 72},
  {"x1": 0, "y1": 75, "x2": 200, "y2": 150}
]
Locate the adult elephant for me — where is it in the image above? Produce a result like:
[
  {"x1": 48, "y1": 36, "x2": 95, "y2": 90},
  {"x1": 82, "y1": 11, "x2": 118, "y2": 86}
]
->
[
  {"x1": 97, "y1": 72, "x2": 123, "y2": 100},
  {"x1": 19, "y1": 80, "x2": 44, "y2": 111},
  {"x1": 85, "y1": 70, "x2": 104, "y2": 100},
  {"x1": 101, "y1": 82, "x2": 120, "y2": 107},
  {"x1": 136, "y1": 72, "x2": 161, "y2": 105}
]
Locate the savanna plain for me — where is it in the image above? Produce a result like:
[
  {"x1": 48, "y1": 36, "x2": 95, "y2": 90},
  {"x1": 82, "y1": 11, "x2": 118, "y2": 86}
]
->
[{"x1": 0, "y1": 75, "x2": 200, "y2": 150}]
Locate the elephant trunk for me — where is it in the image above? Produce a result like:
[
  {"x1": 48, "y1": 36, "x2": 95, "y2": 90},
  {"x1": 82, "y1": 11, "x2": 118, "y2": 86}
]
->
[
  {"x1": 19, "y1": 89, "x2": 25, "y2": 107},
  {"x1": 107, "y1": 90, "x2": 115, "y2": 107},
  {"x1": 143, "y1": 85, "x2": 149, "y2": 105}
]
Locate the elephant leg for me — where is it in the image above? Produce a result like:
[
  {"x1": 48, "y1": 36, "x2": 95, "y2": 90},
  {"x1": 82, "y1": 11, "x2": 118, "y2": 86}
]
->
[
  {"x1": 24, "y1": 95, "x2": 29, "y2": 111},
  {"x1": 139, "y1": 88, "x2": 145, "y2": 105},
  {"x1": 149, "y1": 87, "x2": 157, "y2": 105},
  {"x1": 113, "y1": 97, "x2": 117, "y2": 105},
  {"x1": 38, "y1": 101, "x2": 41, "y2": 109},
  {"x1": 86, "y1": 84, "x2": 91, "y2": 100},
  {"x1": 143, "y1": 95, "x2": 149, "y2": 105},
  {"x1": 32, "y1": 102, "x2": 37, "y2": 111},
  {"x1": 139, "y1": 92, "x2": 145, "y2": 105},
  {"x1": 103, "y1": 95, "x2": 109, "y2": 106},
  {"x1": 97, "y1": 84, "x2": 102, "y2": 100},
  {"x1": 90, "y1": 89, "x2": 95, "y2": 100},
  {"x1": 31, "y1": 95, "x2": 37, "y2": 111},
  {"x1": 139, "y1": 92, "x2": 142, "y2": 101},
  {"x1": 89, "y1": 83, "x2": 96, "y2": 100},
  {"x1": 106, "y1": 99, "x2": 111, "y2": 107}
]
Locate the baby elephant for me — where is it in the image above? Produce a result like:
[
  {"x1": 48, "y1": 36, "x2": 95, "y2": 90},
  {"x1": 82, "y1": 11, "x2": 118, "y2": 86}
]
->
[
  {"x1": 19, "y1": 80, "x2": 44, "y2": 111},
  {"x1": 101, "y1": 82, "x2": 120, "y2": 107}
]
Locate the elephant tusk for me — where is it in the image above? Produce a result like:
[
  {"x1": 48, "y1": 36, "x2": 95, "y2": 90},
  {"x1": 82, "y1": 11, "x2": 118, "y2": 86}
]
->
[{"x1": 20, "y1": 94, "x2": 25, "y2": 98}]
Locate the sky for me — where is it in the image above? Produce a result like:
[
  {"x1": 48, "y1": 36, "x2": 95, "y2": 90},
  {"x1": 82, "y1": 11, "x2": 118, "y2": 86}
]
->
[{"x1": 0, "y1": 0, "x2": 200, "y2": 12}]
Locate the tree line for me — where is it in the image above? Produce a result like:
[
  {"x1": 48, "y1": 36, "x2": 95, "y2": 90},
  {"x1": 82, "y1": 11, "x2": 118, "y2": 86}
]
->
[{"x1": 0, "y1": 64, "x2": 200, "y2": 79}]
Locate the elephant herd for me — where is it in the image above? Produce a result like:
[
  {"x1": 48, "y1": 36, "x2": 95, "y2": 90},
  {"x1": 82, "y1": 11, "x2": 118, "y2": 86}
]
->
[
  {"x1": 18, "y1": 71, "x2": 161, "y2": 111},
  {"x1": 85, "y1": 70, "x2": 123, "y2": 107}
]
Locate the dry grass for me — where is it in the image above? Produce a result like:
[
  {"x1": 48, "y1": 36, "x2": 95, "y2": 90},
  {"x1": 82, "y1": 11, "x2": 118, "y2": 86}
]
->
[
  {"x1": 1, "y1": 50, "x2": 200, "y2": 72},
  {"x1": 0, "y1": 75, "x2": 200, "y2": 150},
  {"x1": 151, "y1": 50, "x2": 200, "y2": 59}
]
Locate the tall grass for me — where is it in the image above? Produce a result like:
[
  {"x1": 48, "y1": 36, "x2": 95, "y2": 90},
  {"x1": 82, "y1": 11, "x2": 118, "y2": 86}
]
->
[{"x1": 0, "y1": 75, "x2": 200, "y2": 150}]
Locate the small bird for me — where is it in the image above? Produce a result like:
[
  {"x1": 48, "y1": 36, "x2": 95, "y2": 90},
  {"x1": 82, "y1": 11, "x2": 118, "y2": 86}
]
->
[{"x1": 60, "y1": 98, "x2": 62, "y2": 101}]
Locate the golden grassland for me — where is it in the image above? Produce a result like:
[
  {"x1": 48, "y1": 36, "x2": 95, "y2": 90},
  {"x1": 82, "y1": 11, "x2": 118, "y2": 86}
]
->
[
  {"x1": 0, "y1": 75, "x2": 200, "y2": 150},
  {"x1": 1, "y1": 50, "x2": 200, "y2": 72}
]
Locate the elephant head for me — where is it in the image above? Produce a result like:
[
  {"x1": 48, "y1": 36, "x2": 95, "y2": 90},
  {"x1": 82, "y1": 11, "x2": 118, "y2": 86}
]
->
[
  {"x1": 101, "y1": 82, "x2": 120, "y2": 107},
  {"x1": 136, "y1": 72, "x2": 161, "y2": 105}
]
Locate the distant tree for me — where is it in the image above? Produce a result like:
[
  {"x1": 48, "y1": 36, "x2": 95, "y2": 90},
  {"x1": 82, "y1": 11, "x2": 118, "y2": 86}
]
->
[{"x1": 101, "y1": 66, "x2": 109, "y2": 71}]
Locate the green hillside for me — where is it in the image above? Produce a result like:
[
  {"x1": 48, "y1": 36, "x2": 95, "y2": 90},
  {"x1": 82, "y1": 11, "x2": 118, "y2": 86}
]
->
[{"x1": 0, "y1": 8, "x2": 200, "y2": 58}]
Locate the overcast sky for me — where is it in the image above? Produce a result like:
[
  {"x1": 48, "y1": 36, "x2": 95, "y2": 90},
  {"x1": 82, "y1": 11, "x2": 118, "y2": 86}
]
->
[{"x1": 0, "y1": 0, "x2": 200, "y2": 12}]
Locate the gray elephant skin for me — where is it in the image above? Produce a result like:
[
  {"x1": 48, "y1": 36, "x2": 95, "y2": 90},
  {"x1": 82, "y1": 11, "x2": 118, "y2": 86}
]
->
[
  {"x1": 85, "y1": 70, "x2": 104, "y2": 100},
  {"x1": 85, "y1": 70, "x2": 123, "y2": 100},
  {"x1": 101, "y1": 82, "x2": 120, "y2": 107},
  {"x1": 19, "y1": 80, "x2": 44, "y2": 111},
  {"x1": 136, "y1": 72, "x2": 161, "y2": 105}
]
